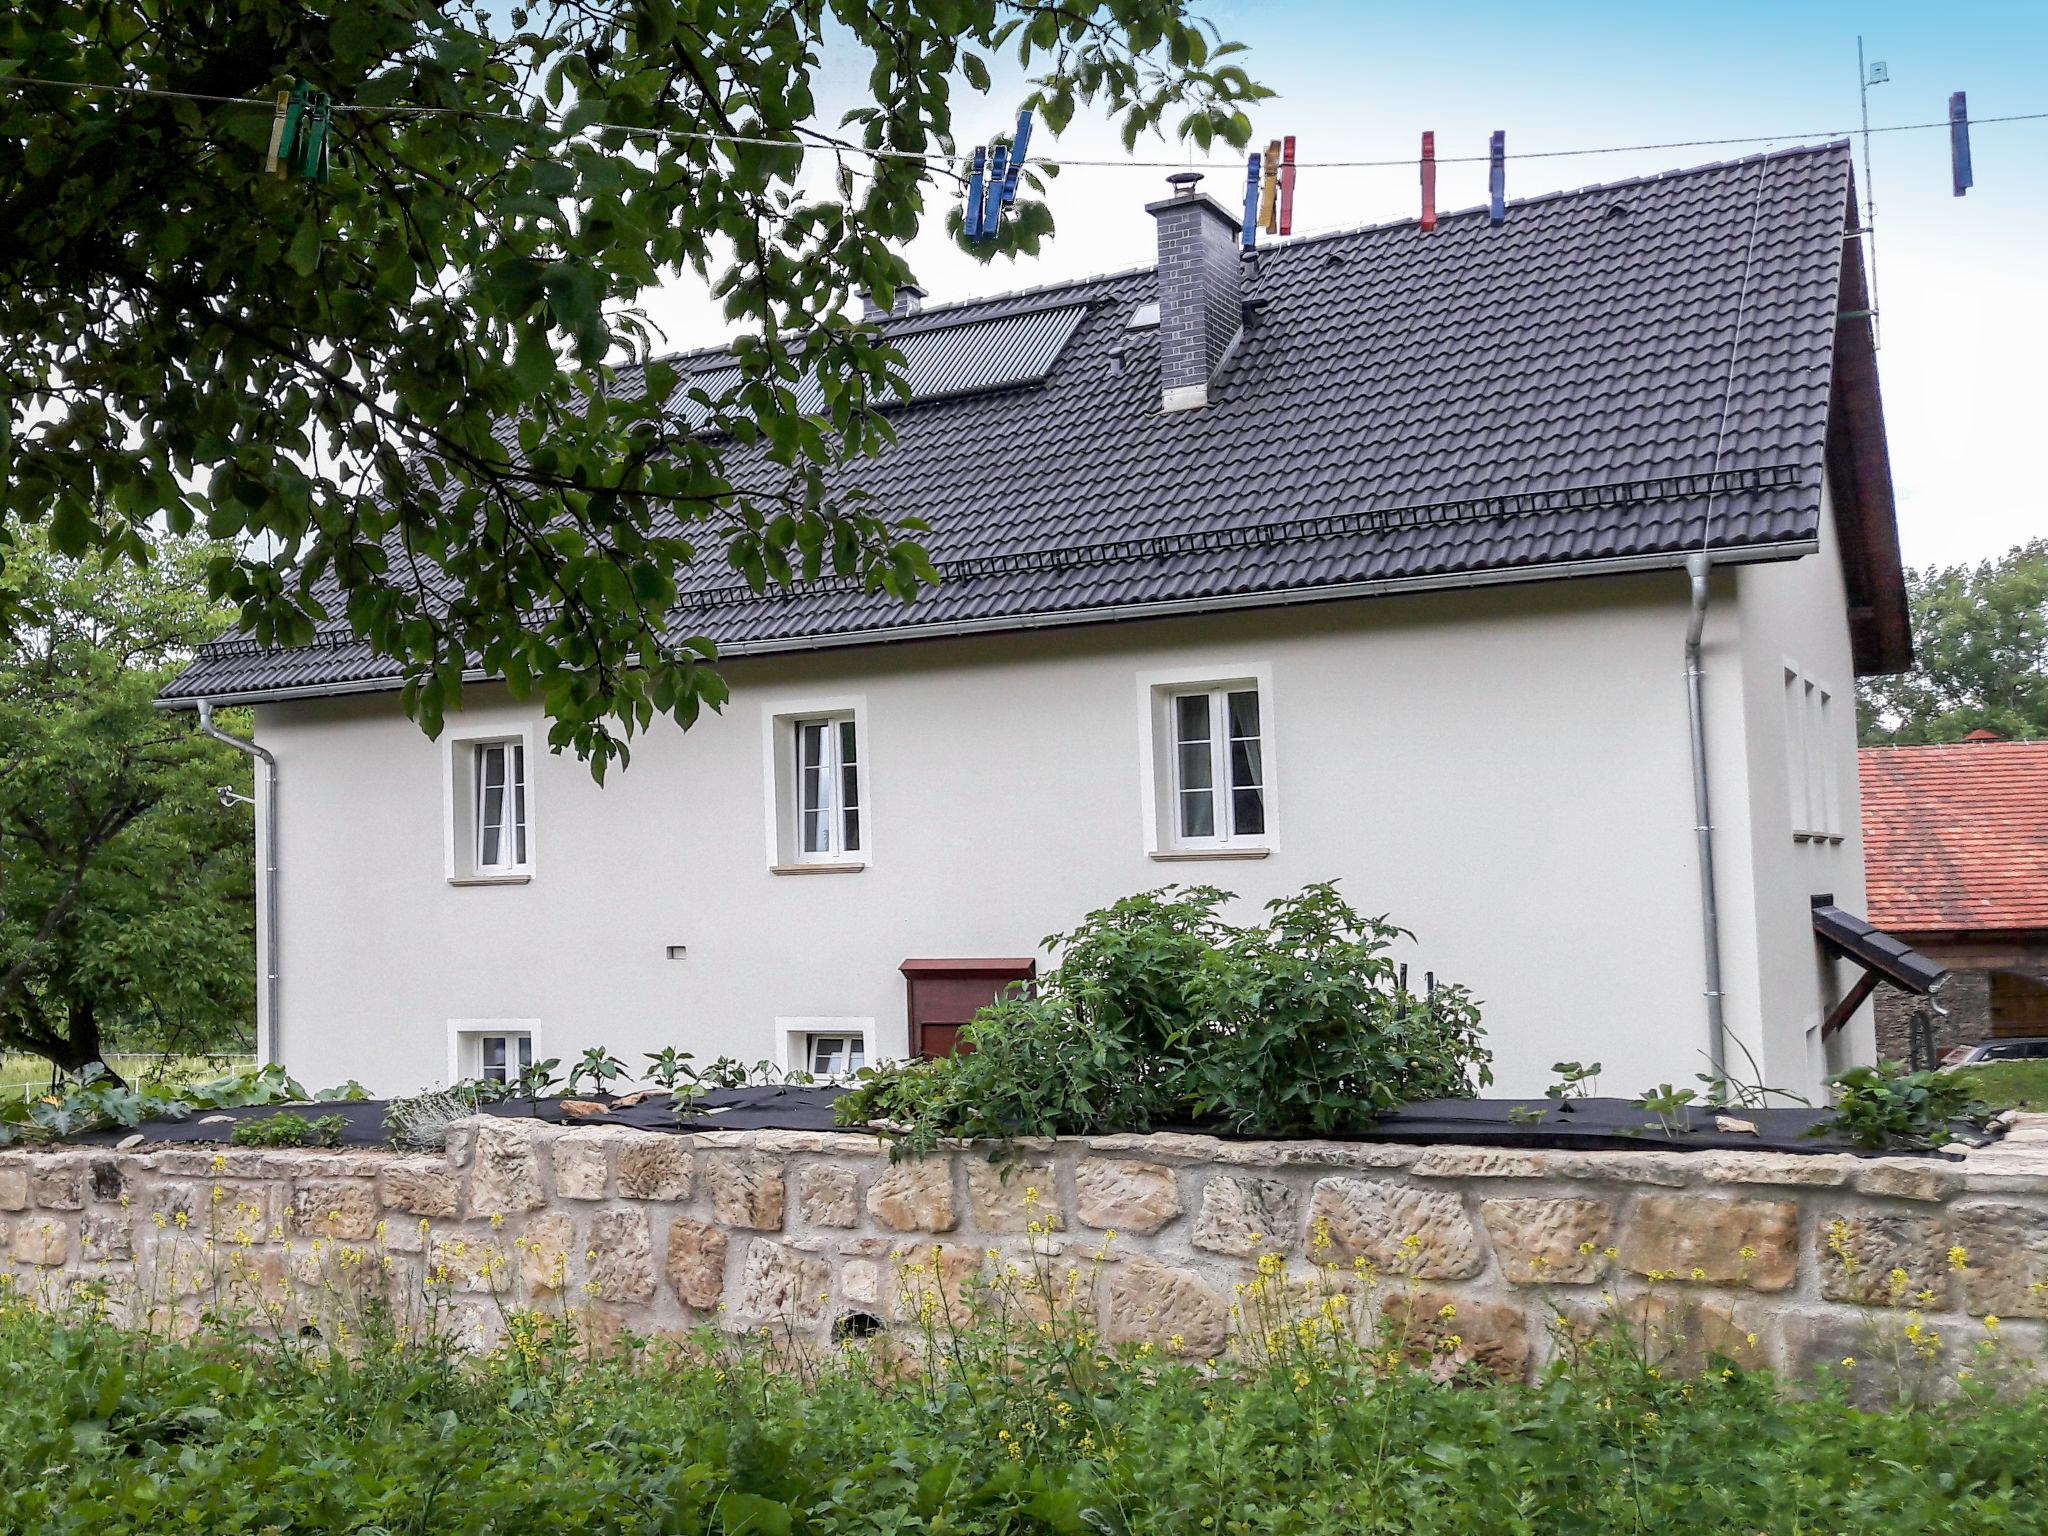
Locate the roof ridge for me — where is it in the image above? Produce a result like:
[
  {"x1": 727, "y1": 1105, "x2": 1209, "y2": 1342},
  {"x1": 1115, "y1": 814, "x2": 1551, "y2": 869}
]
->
[
  {"x1": 634, "y1": 140, "x2": 1853, "y2": 372},
  {"x1": 1861, "y1": 740, "x2": 2048, "y2": 752}
]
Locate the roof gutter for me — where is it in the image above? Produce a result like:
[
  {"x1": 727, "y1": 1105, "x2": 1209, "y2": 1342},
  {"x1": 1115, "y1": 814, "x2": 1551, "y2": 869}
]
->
[
  {"x1": 1682, "y1": 551, "x2": 1730, "y2": 1089},
  {"x1": 197, "y1": 702, "x2": 281, "y2": 1070},
  {"x1": 157, "y1": 540, "x2": 1818, "y2": 710}
]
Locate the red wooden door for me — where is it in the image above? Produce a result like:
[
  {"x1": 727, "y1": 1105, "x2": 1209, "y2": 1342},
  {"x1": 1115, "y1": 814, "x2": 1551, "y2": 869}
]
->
[{"x1": 899, "y1": 958, "x2": 1036, "y2": 1058}]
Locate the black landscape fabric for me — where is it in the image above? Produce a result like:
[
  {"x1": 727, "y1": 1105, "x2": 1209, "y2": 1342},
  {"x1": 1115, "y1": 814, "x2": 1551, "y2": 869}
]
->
[{"x1": 80, "y1": 1090, "x2": 1989, "y2": 1158}]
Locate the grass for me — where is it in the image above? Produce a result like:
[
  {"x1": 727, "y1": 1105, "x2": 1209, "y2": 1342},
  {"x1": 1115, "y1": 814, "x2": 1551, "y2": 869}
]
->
[
  {"x1": 4, "y1": 1262, "x2": 2045, "y2": 1536},
  {"x1": 0, "y1": 1052, "x2": 253, "y2": 1102},
  {"x1": 1950, "y1": 1058, "x2": 2048, "y2": 1112}
]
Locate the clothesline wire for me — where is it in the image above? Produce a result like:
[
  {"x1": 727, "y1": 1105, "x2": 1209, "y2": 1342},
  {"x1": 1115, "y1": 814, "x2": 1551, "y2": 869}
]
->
[{"x1": 3, "y1": 70, "x2": 2043, "y2": 174}]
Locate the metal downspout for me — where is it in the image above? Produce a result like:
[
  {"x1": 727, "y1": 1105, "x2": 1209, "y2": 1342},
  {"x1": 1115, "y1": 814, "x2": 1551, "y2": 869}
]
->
[
  {"x1": 1683, "y1": 552, "x2": 1729, "y2": 1084},
  {"x1": 198, "y1": 701, "x2": 280, "y2": 1068}
]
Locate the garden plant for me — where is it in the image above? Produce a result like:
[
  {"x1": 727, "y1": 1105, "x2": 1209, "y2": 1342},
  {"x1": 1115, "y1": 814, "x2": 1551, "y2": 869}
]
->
[{"x1": 837, "y1": 884, "x2": 1491, "y2": 1152}]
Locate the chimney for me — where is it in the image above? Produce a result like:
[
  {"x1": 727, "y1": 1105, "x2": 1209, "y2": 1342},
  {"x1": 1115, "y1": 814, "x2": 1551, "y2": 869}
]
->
[
  {"x1": 1146, "y1": 172, "x2": 1244, "y2": 411},
  {"x1": 858, "y1": 283, "x2": 927, "y2": 322}
]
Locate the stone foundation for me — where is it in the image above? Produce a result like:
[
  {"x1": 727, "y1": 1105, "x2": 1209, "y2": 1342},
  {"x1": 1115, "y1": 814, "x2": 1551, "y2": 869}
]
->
[{"x1": 6, "y1": 1116, "x2": 2048, "y2": 1386}]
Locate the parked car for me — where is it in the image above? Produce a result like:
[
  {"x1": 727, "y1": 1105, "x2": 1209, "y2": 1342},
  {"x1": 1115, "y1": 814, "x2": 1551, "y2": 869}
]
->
[{"x1": 1943, "y1": 1038, "x2": 2048, "y2": 1069}]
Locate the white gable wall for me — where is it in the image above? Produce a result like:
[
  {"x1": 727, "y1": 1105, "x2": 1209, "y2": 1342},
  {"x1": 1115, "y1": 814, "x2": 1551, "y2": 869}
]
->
[
  {"x1": 1728, "y1": 480, "x2": 1873, "y2": 1092},
  {"x1": 254, "y1": 563, "x2": 1855, "y2": 1101}
]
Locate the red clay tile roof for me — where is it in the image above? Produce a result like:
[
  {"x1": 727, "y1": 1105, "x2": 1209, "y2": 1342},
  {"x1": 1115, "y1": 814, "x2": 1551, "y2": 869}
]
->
[{"x1": 1860, "y1": 741, "x2": 2048, "y2": 933}]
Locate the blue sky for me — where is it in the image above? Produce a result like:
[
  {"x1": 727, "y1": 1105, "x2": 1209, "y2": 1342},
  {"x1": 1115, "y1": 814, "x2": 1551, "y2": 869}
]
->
[{"x1": 640, "y1": 1, "x2": 2046, "y2": 567}]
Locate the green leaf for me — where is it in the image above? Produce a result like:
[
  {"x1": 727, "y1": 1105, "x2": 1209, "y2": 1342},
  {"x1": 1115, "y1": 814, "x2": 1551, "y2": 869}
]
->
[
  {"x1": 716, "y1": 1491, "x2": 793, "y2": 1534},
  {"x1": 284, "y1": 214, "x2": 321, "y2": 276}
]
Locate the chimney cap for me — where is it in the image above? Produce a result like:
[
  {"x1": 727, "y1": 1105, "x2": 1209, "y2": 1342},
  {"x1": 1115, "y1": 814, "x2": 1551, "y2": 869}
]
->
[{"x1": 1166, "y1": 170, "x2": 1204, "y2": 195}]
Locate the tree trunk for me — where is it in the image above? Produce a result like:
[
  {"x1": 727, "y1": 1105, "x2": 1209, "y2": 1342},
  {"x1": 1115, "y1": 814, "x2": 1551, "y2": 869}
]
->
[{"x1": 47, "y1": 997, "x2": 126, "y2": 1088}]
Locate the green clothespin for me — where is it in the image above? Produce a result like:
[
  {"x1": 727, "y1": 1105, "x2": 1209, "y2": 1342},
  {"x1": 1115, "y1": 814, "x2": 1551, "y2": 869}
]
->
[
  {"x1": 297, "y1": 91, "x2": 331, "y2": 184},
  {"x1": 263, "y1": 82, "x2": 331, "y2": 183}
]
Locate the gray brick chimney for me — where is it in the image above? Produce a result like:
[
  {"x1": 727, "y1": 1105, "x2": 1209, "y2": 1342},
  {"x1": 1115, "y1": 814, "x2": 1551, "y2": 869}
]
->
[
  {"x1": 1145, "y1": 172, "x2": 1243, "y2": 411},
  {"x1": 858, "y1": 283, "x2": 927, "y2": 322}
]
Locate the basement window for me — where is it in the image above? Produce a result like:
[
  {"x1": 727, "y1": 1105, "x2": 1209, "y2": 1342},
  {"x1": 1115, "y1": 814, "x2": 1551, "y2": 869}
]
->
[
  {"x1": 448, "y1": 1021, "x2": 540, "y2": 1085},
  {"x1": 777, "y1": 1018, "x2": 874, "y2": 1077},
  {"x1": 806, "y1": 1033, "x2": 866, "y2": 1077}
]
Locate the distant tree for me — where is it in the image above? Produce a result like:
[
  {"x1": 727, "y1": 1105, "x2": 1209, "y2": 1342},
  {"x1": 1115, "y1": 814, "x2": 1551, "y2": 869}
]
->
[
  {"x1": 1859, "y1": 540, "x2": 2048, "y2": 744},
  {"x1": 0, "y1": 530, "x2": 255, "y2": 1081}
]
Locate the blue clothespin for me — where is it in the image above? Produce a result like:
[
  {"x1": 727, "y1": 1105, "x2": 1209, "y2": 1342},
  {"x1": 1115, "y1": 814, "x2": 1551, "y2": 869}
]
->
[
  {"x1": 964, "y1": 145, "x2": 987, "y2": 239},
  {"x1": 1241, "y1": 151, "x2": 1262, "y2": 248},
  {"x1": 982, "y1": 143, "x2": 1010, "y2": 239},
  {"x1": 1488, "y1": 130, "x2": 1506, "y2": 225},
  {"x1": 1001, "y1": 109, "x2": 1033, "y2": 206},
  {"x1": 1950, "y1": 91, "x2": 1974, "y2": 197}
]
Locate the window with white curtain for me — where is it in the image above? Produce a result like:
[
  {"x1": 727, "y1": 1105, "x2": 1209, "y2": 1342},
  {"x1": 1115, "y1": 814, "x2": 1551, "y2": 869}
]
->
[
  {"x1": 794, "y1": 715, "x2": 861, "y2": 860},
  {"x1": 473, "y1": 740, "x2": 529, "y2": 872},
  {"x1": 1170, "y1": 685, "x2": 1266, "y2": 844}
]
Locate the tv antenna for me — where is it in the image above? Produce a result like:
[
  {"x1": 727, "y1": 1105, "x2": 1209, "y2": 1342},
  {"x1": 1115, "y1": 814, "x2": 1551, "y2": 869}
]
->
[{"x1": 1857, "y1": 37, "x2": 1888, "y2": 347}]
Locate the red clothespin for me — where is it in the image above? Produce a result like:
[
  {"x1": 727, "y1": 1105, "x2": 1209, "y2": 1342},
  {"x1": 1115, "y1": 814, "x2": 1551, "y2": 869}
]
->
[
  {"x1": 1420, "y1": 131, "x2": 1437, "y2": 232},
  {"x1": 1277, "y1": 135, "x2": 1297, "y2": 235}
]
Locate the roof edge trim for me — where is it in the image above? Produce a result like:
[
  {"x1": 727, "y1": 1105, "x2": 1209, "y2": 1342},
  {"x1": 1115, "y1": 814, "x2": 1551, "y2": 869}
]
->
[{"x1": 158, "y1": 539, "x2": 1817, "y2": 711}]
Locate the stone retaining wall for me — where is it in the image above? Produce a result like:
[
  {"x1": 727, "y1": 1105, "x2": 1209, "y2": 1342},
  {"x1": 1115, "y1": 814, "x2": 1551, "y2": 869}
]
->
[{"x1": 6, "y1": 1116, "x2": 2048, "y2": 1385}]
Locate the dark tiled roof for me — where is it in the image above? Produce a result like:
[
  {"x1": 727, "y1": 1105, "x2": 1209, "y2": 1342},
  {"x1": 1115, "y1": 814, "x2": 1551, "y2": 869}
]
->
[
  {"x1": 165, "y1": 141, "x2": 1887, "y2": 704},
  {"x1": 1861, "y1": 742, "x2": 2048, "y2": 933}
]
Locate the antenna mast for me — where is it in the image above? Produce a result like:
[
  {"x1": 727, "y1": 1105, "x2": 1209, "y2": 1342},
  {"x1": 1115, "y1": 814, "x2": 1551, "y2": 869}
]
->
[{"x1": 1856, "y1": 36, "x2": 1887, "y2": 348}]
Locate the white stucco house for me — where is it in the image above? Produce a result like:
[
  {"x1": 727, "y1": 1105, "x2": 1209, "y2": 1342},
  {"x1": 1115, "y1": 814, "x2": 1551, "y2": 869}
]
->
[{"x1": 164, "y1": 141, "x2": 1929, "y2": 1101}]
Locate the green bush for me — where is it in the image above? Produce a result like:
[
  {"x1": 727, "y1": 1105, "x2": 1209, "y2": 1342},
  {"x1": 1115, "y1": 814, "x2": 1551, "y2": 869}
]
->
[
  {"x1": 3, "y1": 1287, "x2": 2044, "y2": 1535},
  {"x1": 838, "y1": 884, "x2": 1489, "y2": 1149},
  {"x1": 228, "y1": 1111, "x2": 348, "y2": 1149}
]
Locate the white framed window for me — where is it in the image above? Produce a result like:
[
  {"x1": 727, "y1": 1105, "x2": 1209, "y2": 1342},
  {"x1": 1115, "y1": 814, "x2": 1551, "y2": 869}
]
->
[
  {"x1": 806, "y1": 1033, "x2": 866, "y2": 1077},
  {"x1": 776, "y1": 1017, "x2": 874, "y2": 1078},
  {"x1": 1138, "y1": 667, "x2": 1274, "y2": 856},
  {"x1": 479, "y1": 1031, "x2": 533, "y2": 1084},
  {"x1": 448, "y1": 1020, "x2": 541, "y2": 1085},
  {"x1": 763, "y1": 698, "x2": 870, "y2": 871},
  {"x1": 443, "y1": 718, "x2": 538, "y2": 882},
  {"x1": 473, "y1": 740, "x2": 529, "y2": 872},
  {"x1": 1169, "y1": 685, "x2": 1266, "y2": 844},
  {"x1": 795, "y1": 715, "x2": 862, "y2": 860}
]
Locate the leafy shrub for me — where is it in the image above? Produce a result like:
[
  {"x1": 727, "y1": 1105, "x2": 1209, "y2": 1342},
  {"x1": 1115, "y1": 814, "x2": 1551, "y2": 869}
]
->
[
  {"x1": 229, "y1": 1112, "x2": 348, "y2": 1149},
  {"x1": 0, "y1": 1060, "x2": 319, "y2": 1146},
  {"x1": 1819, "y1": 1060, "x2": 1990, "y2": 1150},
  {"x1": 838, "y1": 884, "x2": 1489, "y2": 1149}
]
